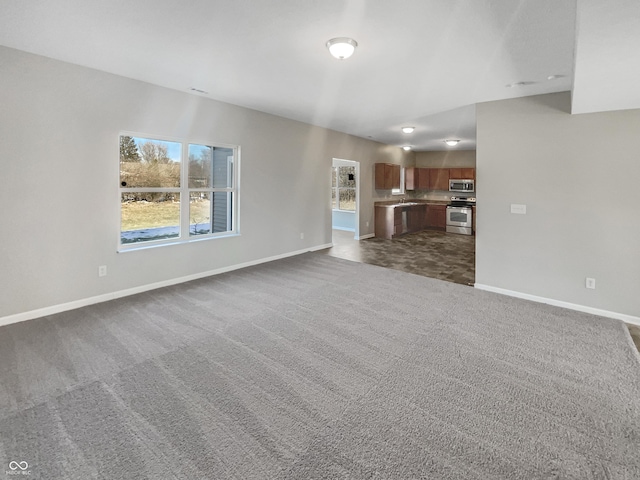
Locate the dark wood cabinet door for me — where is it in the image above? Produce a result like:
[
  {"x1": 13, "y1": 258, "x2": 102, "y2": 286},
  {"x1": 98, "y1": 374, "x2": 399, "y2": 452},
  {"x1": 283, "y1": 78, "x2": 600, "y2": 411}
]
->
[
  {"x1": 418, "y1": 168, "x2": 430, "y2": 189},
  {"x1": 405, "y1": 167, "x2": 416, "y2": 190},
  {"x1": 449, "y1": 168, "x2": 475, "y2": 180},
  {"x1": 461, "y1": 168, "x2": 475, "y2": 179},
  {"x1": 433, "y1": 205, "x2": 447, "y2": 228},
  {"x1": 391, "y1": 164, "x2": 400, "y2": 189},
  {"x1": 425, "y1": 204, "x2": 447, "y2": 229},
  {"x1": 428, "y1": 169, "x2": 449, "y2": 191},
  {"x1": 449, "y1": 168, "x2": 462, "y2": 179},
  {"x1": 375, "y1": 163, "x2": 402, "y2": 190},
  {"x1": 375, "y1": 163, "x2": 386, "y2": 189}
]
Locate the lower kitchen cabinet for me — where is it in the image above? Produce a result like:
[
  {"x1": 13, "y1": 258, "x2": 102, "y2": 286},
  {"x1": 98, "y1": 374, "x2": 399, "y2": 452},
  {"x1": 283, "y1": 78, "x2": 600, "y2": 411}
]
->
[
  {"x1": 472, "y1": 205, "x2": 476, "y2": 233},
  {"x1": 375, "y1": 204, "x2": 426, "y2": 239},
  {"x1": 425, "y1": 204, "x2": 447, "y2": 230}
]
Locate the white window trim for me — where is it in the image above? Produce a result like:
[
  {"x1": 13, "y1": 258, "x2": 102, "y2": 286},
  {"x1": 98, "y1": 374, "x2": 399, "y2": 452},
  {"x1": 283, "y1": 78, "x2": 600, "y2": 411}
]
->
[{"x1": 118, "y1": 132, "x2": 240, "y2": 252}]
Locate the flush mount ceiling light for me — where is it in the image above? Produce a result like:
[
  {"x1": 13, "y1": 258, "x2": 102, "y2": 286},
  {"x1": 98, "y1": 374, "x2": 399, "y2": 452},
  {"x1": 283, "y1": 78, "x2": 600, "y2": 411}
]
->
[
  {"x1": 505, "y1": 81, "x2": 536, "y2": 88},
  {"x1": 402, "y1": 146, "x2": 412, "y2": 151},
  {"x1": 444, "y1": 139, "x2": 460, "y2": 146},
  {"x1": 401, "y1": 126, "x2": 415, "y2": 134},
  {"x1": 326, "y1": 37, "x2": 358, "y2": 60}
]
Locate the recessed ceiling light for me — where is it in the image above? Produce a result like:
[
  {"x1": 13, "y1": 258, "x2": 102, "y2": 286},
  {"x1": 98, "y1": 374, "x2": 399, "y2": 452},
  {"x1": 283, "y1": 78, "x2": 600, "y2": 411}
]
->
[
  {"x1": 444, "y1": 139, "x2": 460, "y2": 146},
  {"x1": 505, "y1": 81, "x2": 535, "y2": 88},
  {"x1": 547, "y1": 74, "x2": 566, "y2": 80},
  {"x1": 326, "y1": 37, "x2": 358, "y2": 60},
  {"x1": 402, "y1": 146, "x2": 412, "y2": 151},
  {"x1": 401, "y1": 126, "x2": 415, "y2": 134}
]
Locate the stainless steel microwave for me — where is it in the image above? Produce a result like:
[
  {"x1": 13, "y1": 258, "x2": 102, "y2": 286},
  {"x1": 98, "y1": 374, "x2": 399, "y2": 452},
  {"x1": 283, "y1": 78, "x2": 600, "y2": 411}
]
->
[{"x1": 449, "y1": 179, "x2": 475, "y2": 193}]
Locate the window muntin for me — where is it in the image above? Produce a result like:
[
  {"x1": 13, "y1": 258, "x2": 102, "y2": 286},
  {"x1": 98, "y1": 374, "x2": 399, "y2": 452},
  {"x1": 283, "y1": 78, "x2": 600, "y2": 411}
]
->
[{"x1": 119, "y1": 135, "x2": 238, "y2": 248}]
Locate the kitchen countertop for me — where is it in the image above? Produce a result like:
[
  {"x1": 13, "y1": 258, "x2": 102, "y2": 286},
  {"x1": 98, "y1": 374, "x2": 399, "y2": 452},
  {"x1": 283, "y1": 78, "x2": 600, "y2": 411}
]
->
[{"x1": 374, "y1": 200, "x2": 449, "y2": 207}]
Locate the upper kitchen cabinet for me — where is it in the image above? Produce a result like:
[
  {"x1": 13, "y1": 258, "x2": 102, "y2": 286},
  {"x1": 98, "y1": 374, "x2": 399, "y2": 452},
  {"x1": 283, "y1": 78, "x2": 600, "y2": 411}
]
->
[
  {"x1": 405, "y1": 167, "x2": 417, "y2": 190},
  {"x1": 375, "y1": 163, "x2": 401, "y2": 190},
  {"x1": 449, "y1": 168, "x2": 475, "y2": 180},
  {"x1": 428, "y1": 168, "x2": 450, "y2": 191},
  {"x1": 405, "y1": 168, "x2": 430, "y2": 190}
]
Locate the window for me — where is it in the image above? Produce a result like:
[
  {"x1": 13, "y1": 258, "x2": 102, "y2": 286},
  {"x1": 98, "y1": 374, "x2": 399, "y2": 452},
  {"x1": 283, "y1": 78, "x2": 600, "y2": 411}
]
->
[
  {"x1": 331, "y1": 166, "x2": 356, "y2": 211},
  {"x1": 119, "y1": 135, "x2": 238, "y2": 249}
]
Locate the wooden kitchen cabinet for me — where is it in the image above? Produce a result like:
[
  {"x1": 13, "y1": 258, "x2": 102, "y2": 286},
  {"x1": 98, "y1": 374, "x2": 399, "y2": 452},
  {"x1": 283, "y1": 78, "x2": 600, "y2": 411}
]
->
[
  {"x1": 472, "y1": 206, "x2": 476, "y2": 233},
  {"x1": 449, "y1": 168, "x2": 475, "y2": 180},
  {"x1": 375, "y1": 163, "x2": 401, "y2": 190},
  {"x1": 405, "y1": 167, "x2": 417, "y2": 190},
  {"x1": 428, "y1": 168, "x2": 450, "y2": 191},
  {"x1": 425, "y1": 204, "x2": 447, "y2": 230},
  {"x1": 405, "y1": 167, "x2": 430, "y2": 190},
  {"x1": 417, "y1": 168, "x2": 430, "y2": 189},
  {"x1": 375, "y1": 204, "x2": 427, "y2": 239}
]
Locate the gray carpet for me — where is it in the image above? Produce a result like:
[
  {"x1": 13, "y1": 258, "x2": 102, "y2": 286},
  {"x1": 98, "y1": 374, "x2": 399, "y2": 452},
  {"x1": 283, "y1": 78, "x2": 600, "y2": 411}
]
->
[{"x1": 1, "y1": 253, "x2": 639, "y2": 479}]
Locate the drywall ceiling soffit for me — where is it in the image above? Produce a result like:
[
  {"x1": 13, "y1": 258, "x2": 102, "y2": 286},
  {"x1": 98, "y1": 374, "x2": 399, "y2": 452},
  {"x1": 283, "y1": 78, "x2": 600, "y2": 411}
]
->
[
  {"x1": 0, "y1": 0, "x2": 577, "y2": 150},
  {"x1": 571, "y1": 0, "x2": 640, "y2": 115}
]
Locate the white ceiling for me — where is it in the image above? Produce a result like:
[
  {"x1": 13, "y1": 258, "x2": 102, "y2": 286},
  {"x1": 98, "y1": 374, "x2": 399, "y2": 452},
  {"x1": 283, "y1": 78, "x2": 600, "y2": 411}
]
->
[{"x1": 0, "y1": 0, "x2": 638, "y2": 151}]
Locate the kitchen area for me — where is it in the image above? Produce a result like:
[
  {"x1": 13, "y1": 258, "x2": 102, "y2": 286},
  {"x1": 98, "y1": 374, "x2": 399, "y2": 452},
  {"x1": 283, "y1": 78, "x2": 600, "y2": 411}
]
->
[
  {"x1": 373, "y1": 153, "x2": 476, "y2": 241},
  {"x1": 325, "y1": 150, "x2": 477, "y2": 286}
]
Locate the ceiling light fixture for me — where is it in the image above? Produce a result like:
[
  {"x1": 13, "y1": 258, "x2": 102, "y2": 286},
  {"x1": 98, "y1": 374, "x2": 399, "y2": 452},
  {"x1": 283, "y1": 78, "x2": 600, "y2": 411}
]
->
[
  {"x1": 326, "y1": 37, "x2": 358, "y2": 60},
  {"x1": 505, "y1": 81, "x2": 535, "y2": 88},
  {"x1": 444, "y1": 139, "x2": 460, "y2": 146},
  {"x1": 403, "y1": 146, "x2": 412, "y2": 151},
  {"x1": 401, "y1": 126, "x2": 415, "y2": 134}
]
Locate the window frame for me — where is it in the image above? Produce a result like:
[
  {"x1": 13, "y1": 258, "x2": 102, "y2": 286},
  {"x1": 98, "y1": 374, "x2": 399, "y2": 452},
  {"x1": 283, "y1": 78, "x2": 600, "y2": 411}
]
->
[{"x1": 118, "y1": 132, "x2": 240, "y2": 252}]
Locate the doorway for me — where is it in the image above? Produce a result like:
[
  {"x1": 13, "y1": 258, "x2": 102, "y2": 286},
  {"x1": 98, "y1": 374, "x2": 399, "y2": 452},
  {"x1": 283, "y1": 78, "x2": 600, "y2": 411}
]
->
[{"x1": 331, "y1": 158, "x2": 359, "y2": 240}]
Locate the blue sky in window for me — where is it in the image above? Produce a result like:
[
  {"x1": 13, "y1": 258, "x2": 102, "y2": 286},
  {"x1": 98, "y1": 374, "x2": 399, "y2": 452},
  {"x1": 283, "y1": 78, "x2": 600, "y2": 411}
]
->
[
  {"x1": 133, "y1": 137, "x2": 181, "y2": 162},
  {"x1": 188, "y1": 144, "x2": 210, "y2": 159}
]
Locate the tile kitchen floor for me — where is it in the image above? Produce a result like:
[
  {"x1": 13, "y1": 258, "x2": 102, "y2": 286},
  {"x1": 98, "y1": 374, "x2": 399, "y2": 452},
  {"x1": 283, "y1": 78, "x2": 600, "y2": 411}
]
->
[{"x1": 323, "y1": 229, "x2": 476, "y2": 286}]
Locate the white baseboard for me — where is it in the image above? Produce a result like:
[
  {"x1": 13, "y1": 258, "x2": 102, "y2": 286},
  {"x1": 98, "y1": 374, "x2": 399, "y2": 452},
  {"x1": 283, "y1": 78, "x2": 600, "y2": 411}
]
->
[
  {"x1": 357, "y1": 233, "x2": 375, "y2": 240},
  {"x1": 332, "y1": 227, "x2": 356, "y2": 232},
  {"x1": 0, "y1": 244, "x2": 333, "y2": 329},
  {"x1": 474, "y1": 283, "x2": 640, "y2": 325}
]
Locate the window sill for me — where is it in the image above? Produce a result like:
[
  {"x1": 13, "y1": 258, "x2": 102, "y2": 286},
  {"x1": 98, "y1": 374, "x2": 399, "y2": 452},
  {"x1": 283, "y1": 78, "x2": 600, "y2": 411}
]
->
[{"x1": 118, "y1": 232, "x2": 240, "y2": 253}]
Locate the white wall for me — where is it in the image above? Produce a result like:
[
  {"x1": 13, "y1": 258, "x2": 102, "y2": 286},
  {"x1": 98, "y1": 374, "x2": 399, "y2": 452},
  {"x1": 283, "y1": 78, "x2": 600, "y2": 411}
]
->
[
  {"x1": 0, "y1": 46, "x2": 407, "y2": 320},
  {"x1": 476, "y1": 92, "x2": 640, "y2": 319}
]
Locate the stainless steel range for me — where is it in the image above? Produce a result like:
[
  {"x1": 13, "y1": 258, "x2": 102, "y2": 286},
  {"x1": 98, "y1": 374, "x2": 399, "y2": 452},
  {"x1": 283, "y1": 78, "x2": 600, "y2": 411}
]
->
[{"x1": 446, "y1": 196, "x2": 475, "y2": 235}]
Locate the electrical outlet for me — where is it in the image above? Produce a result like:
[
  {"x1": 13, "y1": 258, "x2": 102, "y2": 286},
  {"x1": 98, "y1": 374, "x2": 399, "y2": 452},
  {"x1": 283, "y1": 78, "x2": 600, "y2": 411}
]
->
[
  {"x1": 300, "y1": 232, "x2": 304, "y2": 239},
  {"x1": 585, "y1": 277, "x2": 596, "y2": 289},
  {"x1": 98, "y1": 265, "x2": 107, "y2": 277},
  {"x1": 366, "y1": 221, "x2": 369, "y2": 227}
]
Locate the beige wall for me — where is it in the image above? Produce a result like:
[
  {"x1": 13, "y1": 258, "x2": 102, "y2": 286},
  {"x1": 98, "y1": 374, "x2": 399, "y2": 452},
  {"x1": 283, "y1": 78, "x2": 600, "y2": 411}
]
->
[
  {"x1": 415, "y1": 150, "x2": 476, "y2": 168},
  {"x1": 0, "y1": 45, "x2": 409, "y2": 320},
  {"x1": 476, "y1": 92, "x2": 640, "y2": 320}
]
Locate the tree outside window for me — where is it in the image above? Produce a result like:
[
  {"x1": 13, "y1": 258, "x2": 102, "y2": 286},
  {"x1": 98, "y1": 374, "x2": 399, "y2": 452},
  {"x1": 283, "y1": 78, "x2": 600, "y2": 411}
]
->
[
  {"x1": 119, "y1": 135, "x2": 238, "y2": 248},
  {"x1": 332, "y1": 166, "x2": 356, "y2": 211}
]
